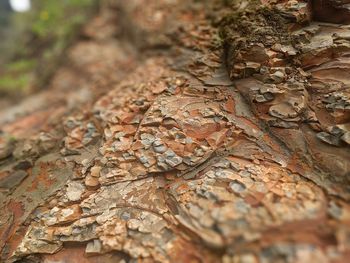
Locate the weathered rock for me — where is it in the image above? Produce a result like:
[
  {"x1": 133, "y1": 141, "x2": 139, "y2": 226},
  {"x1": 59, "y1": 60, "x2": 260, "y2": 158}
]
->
[
  {"x1": 66, "y1": 181, "x2": 86, "y2": 202},
  {"x1": 1, "y1": 1, "x2": 350, "y2": 263}
]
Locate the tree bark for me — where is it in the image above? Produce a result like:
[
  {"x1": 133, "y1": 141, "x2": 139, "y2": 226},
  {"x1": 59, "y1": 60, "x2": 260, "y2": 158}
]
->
[{"x1": 0, "y1": 0, "x2": 349, "y2": 262}]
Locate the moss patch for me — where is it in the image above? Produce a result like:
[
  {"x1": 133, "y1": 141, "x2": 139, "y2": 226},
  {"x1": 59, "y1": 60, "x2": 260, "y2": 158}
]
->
[{"x1": 219, "y1": 2, "x2": 291, "y2": 47}]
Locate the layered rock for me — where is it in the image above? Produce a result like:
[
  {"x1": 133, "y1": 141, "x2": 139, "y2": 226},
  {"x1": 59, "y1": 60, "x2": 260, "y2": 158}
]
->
[{"x1": 0, "y1": 1, "x2": 349, "y2": 262}]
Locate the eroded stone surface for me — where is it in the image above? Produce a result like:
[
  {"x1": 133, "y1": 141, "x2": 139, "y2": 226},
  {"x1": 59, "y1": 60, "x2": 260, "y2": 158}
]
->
[{"x1": 0, "y1": 0, "x2": 349, "y2": 263}]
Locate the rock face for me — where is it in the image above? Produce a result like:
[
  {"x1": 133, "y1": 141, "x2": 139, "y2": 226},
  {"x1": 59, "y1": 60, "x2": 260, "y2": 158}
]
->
[
  {"x1": 312, "y1": 0, "x2": 350, "y2": 24},
  {"x1": 0, "y1": 0, "x2": 350, "y2": 262}
]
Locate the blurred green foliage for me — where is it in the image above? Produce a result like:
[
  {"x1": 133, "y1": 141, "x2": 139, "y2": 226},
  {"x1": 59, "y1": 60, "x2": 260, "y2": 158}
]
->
[
  {"x1": 0, "y1": 59, "x2": 35, "y2": 92},
  {"x1": 31, "y1": 0, "x2": 94, "y2": 38},
  {"x1": 5, "y1": 59, "x2": 36, "y2": 72},
  {"x1": 0, "y1": 74, "x2": 31, "y2": 92},
  {"x1": 0, "y1": 0, "x2": 97, "y2": 97}
]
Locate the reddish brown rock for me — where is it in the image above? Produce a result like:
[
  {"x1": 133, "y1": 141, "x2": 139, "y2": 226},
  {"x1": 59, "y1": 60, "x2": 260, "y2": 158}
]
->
[{"x1": 0, "y1": 0, "x2": 349, "y2": 263}]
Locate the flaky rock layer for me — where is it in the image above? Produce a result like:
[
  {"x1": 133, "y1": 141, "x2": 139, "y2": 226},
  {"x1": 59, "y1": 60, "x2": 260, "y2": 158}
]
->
[{"x1": 0, "y1": 1, "x2": 349, "y2": 262}]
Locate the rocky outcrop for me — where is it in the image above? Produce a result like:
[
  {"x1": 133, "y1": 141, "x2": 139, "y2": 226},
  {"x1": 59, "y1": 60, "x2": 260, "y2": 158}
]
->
[{"x1": 0, "y1": 1, "x2": 349, "y2": 262}]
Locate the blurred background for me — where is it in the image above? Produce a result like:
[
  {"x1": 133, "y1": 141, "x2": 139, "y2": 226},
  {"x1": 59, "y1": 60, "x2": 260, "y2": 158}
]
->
[{"x1": 0, "y1": 0, "x2": 98, "y2": 107}]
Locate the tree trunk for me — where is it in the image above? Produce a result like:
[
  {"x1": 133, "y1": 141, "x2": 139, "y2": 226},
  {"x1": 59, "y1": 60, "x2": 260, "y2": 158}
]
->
[{"x1": 1, "y1": 0, "x2": 349, "y2": 262}]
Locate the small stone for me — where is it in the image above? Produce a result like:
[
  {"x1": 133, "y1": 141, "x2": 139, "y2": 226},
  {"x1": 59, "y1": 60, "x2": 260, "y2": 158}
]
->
[
  {"x1": 0, "y1": 139, "x2": 14, "y2": 160},
  {"x1": 139, "y1": 154, "x2": 156, "y2": 168},
  {"x1": 156, "y1": 155, "x2": 169, "y2": 170},
  {"x1": 81, "y1": 158, "x2": 91, "y2": 167},
  {"x1": 263, "y1": 92, "x2": 274, "y2": 101},
  {"x1": 194, "y1": 147, "x2": 205, "y2": 157},
  {"x1": 164, "y1": 149, "x2": 175, "y2": 158},
  {"x1": 47, "y1": 205, "x2": 81, "y2": 226},
  {"x1": 154, "y1": 145, "x2": 167, "y2": 153},
  {"x1": 185, "y1": 137, "x2": 193, "y2": 144},
  {"x1": 114, "y1": 132, "x2": 125, "y2": 139},
  {"x1": 127, "y1": 219, "x2": 141, "y2": 230},
  {"x1": 152, "y1": 139, "x2": 167, "y2": 153},
  {"x1": 85, "y1": 174, "x2": 100, "y2": 187},
  {"x1": 254, "y1": 94, "x2": 267, "y2": 103},
  {"x1": 268, "y1": 119, "x2": 299, "y2": 128},
  {"x1": 164, "y1": 149, "x2": 182, "y2": 167},
  {"x1": 271, "y1": 71, "x2": 285, "y2": 83},
  {"x1": 86, "y1": 239, "x2": 102, "y2": 254},
  {"x1": 90, "y1": 166, "x2": 101, "y2": 177},
  {"x1": 281, "y1": 45, "x2": 297, "y2": 56},
  {"x1": 140, "y1": 133, "x2": 155, "y2": 148},
  {"x1": 239, "y1": 170, "x2": 251, "y2": 178},
  {"x1": 165, "y1": 156, "x2": 182, "y2": 167},
  {"x1": 121, "y1": 211, "x2": 131, "y2": 220},
  {"x1": 100, "y1": 157, "x2": 108, "y2": 165},
  {"x1": 316, "y1": 132, "x2": 340, "y2": 146},
  {"x1": 328, "y1": 126, "x2": 344, "y2": 136},
  {"x1": 269, "y1": 103, "x2": 298, "y2": 119},
  {"x1": 229, "y1": 180, "x2": 246, "y2": 193},
  {"x1": 66, "y1": 181, "x2": 85, "y2": 202}
]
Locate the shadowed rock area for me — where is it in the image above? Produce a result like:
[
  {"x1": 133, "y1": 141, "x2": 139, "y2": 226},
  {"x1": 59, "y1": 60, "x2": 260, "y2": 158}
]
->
[{"x1": 0, "y1": 0, "x2": 350, "y2": 262}]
